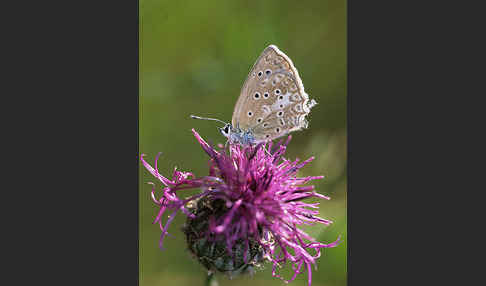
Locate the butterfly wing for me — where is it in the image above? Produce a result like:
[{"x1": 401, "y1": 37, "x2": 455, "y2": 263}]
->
[{"x1": 231, "y1": 45, "x2": 316, "y2": 143}]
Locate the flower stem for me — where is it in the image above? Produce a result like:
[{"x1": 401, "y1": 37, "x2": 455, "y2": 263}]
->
[{"x1": 206, "y1": 272, "x2": 218, "y2": 286}]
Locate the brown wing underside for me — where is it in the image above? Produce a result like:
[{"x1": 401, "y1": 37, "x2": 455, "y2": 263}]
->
[{"x1": 232, "y1": 45, "x2": 316, "y2": 143}]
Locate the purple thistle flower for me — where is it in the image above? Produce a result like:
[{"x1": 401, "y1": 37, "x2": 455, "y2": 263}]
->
[{"x1": 140, "y1": 129, "x2": 340, "y2": 286}]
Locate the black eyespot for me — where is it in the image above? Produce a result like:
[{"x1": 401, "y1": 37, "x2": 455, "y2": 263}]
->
[
  {"x1": 257, "y1": 118, "x2": 262, "y2": 123},
  {"x1": 263, "y1": 123, "x2": 268, "y2": 127},
  {"x1": 258, "y1": 71, "x2": 263, "y2": 77},
  {"x1": 254, "y1": 92, "x2": 260, "y2": 99},
  {"x1": 265, "y1": 69, "x2": 272, "y2": 75},
  {"x1": 264, "y1": 92, "x2": 269, "y2": 98},
  {"x1": 224, "y1": 126, "x2": 229, "y2": 133},
  {"x1": 266, "y1": 134, "x2": 270, "y2": 138},
  {"x1": 279, "y1": 104, "x2": 284, "y2": 108},
  {"x1": 279, "y1": 95, "x2": 284, "y2": 100},
  {"x1": 277, "y1": 111, "x2": 283, "y2": 117},
  {"x1": 275, "y1": 89, "x2": 281, "y2": 95},
  {"x1": 276, "y1": 128, "x2": 280, "y2": 133},
  {"x1": 248, "y1": 111, "x2": 253, "y2": 116}
]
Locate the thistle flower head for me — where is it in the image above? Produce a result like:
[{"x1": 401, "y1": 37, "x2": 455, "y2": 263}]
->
[{"x1": 141, "y1": 129, "x2": 340, "y2": 285}]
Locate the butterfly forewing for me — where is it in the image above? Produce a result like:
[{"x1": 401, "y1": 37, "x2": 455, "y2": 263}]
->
[{"x1": 232, "y1": 45, "x2": 316, "y2": 143}]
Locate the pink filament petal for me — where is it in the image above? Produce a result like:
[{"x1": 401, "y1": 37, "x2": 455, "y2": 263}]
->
[
  {"x1": 215, "y1": 198, "x2": 243, "y2": 233},
  {"x1": 141, "y1": 153, "x2": 173, "y2": 186}
]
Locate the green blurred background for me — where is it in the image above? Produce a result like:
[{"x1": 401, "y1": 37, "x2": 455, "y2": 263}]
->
[{"x1": 139, "y1": 0, "x2": 346, "y2": 285}]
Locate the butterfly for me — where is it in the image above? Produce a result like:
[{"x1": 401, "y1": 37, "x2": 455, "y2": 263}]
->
[{"x1": 192, "y1": 45, "x2": 317, "y2": 146}]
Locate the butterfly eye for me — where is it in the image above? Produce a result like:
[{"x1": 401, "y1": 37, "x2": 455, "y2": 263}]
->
[
  {"x1": 248, "y1": 111, "x2": 253, "y2": 117},
  {"x1": 224, "y1": 126, "x2": 229, "y2": 133},
  {"x1": 257, "y1": 71, "x2": 263, "y2": 77},
  {"x1": 254, "y1": 92, "x2": 260, "y2": 99},
  {"x1": 278, "y1": 95, "x2": 284, "y2": 100},
  {"x1": 275, "y1": 128, "x2": 280, "y2": 133},
  {"x1": 277, "y1": 111, "x2": 284, "y2": 117},
  {"x1": 263, "y1": 92, "x2": 269, "y2": 98},
  {"x1": 275, "y1": 89, "x2": 281, "y2": 95},
  {"x1": 257, "y1": 118, "x2": 263, "y2": 123},
  {"x1": 265, "y1": 69, "x2": 272, "y2": 75}
]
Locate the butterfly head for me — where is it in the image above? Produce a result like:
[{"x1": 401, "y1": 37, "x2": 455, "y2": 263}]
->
[
  {"x1": 191, "y1": 114, "x2": 234, "y2": 140},
  {"x1": 219, "y1": 123, "x2": 232, "y2": 139}
]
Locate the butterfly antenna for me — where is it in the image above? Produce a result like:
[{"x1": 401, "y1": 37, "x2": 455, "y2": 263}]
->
[{"x1": 190, "y1": 115, "x2": 228, "y2": 125}]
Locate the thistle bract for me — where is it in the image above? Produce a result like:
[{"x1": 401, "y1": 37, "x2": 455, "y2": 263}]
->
[
  {"x1": 141, "y1": 129, "x2": 340, "y2": 286},
  {"x1": 183, "y1": 196, "x2": 265, "y2": 277}
]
